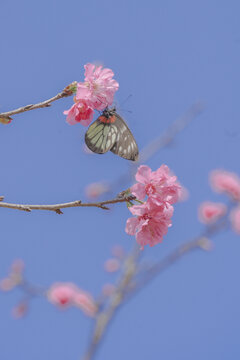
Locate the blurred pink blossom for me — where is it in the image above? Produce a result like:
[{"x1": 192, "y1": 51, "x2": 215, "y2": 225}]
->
[
  {"x1": 104, "y1": 258, "x2": 120, "y2": 273},
  {"x1": 111, "y1": 245, "x2": 125, "y2": 259},
  {"x1": 47, "y1": 283, "x2": 77, "y2": 308},
  {"x1": 76, "y1": 63, "x2": 119, "y2": 111},
  {"x1": 230, "y1": 206, "x2": 240, "y2": 234},
  {"x1": 12, "y1": 302, "x2": 28, "y2": 319},
  {"x1": 47, "y1": 283, "x2": 96, "y2": 316},
  {"x1": 0, "y1": 277, "x2": 15, "y2": 291},
  {"x1": 64, "y1": 99, "x2": 94, "y2": 126},
  {"x1": 11, "y1": 259, "x2": 25, "y2": 274},
  {"x1": 0, "y1": 259, "x2": 24, "y2": 291},
  {"x1": 178, "y1": 185, "x2": 189, "y2": 202},
  {"x1": 198, "y1": 201, "x2": 227, "y2": 224},
  {"x1": 85, "y1": 182, "x2": 109, "y2": 199},
  {"x1": 73, "y1": 291, "x2": 97, "y2": 317},
  {"x1": 131, "y1": 165, "x2": 181, "y2": 206},
  {"x1": 125, "y1": 201, "x2": 174, "y2": 249},
  {"x1": 210, "y1": 169, "x2": 240, "y2": 201}
]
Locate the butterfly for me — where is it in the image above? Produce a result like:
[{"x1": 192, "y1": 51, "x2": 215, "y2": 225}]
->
[{"x1": 85, "y1": 107, "x2": 139, "y2": 161}]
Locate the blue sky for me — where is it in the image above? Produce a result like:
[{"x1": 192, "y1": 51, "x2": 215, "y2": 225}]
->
[{"x1": 0, "y1": 1, "x2": 240, "y2": 359}]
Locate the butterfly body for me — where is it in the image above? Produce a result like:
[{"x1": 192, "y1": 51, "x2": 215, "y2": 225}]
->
[{"x1": 85, "y1": 107, "x2": 139, "y2": 161}]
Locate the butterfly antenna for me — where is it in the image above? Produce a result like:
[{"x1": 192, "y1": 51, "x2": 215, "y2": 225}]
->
[{"x1": 120, "y1": 94, "x2": 133, "y2": 107}]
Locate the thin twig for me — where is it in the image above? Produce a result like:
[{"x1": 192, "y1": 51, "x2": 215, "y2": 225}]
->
[
  {"x1": 0, "y1": 195, "x2": 136, "y2": 214},
  {"x1": 0, "y1": 83, "x2": 76, "y2": 119}
]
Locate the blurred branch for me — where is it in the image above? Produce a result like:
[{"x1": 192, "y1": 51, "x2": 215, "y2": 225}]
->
[
  {"x1": 82, "y1": 246, "x2": 140, "y2": 360},
  {"x1": 82, "y1": 237, "x2": 209, "y2": 360},
  {"x1": 83, "y1": 217, "x2": 228, "y2": 360},
  {"x1": 0, "y1": 194, "x2": 135, "y2": 214},
  {"x1": 0, "y1": 83, "x2": 76, "y2": 119},
  {"x1": 137, "y1": 101, "x2": 205, "y2": 163},
  {"x1": 125, "y1": 237, "x2": 212, "y2": 298}
]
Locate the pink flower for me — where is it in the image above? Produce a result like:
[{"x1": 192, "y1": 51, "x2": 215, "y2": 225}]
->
[
  {"x1": 125, "y1": 202, "x2": 174, "y2": 249},
  {"x1": 47, "y1": 283, "x2": 97, "y2": 316},
  {"x1": 73, "y1": 291, "x2": 97, "y2": 317},
  {"x1": 198, "y1": 201, "x2": 227, "y2": 224},
  {"x1": 85, "y1": 182, "x2": 109, "y2": 199},
  {"x1": 64, "y1": 99, "x2": 94, "y2": 126},
  {"x1": 12, "y1": 302, "x2": 28, "y2": 319},
  {"x1": 111, "y1": 245, "x2": 125, "y2": 259},
  {"x1": 230, "y1": 206, "x2": 240, "y2": 234},
  {"x1": 47, "y1": 283, "x2": 77, "y2": 308},
  {"x1": 76, "y1": 63, "x2": 119, "y2": 111},
  {"x1": 131, "y1": 165, "x2": 181, "y2": 206},
  {"x1": 0, "y1": 278, "x2": 15, "y2": 291},
  {"x1": 11, "y1": 259, "x2": 25, "y2": 274},
  {"x1": 210, "y1": 169, "x2": 240, "y2": 201},
  {"x1": 104, "y1": 258, "x2": 120, "y2": 272}
]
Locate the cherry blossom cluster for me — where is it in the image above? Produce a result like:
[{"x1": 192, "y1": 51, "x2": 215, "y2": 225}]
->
[
  {"x1": 0, "y1": 259, "x2": 97, "y2": 318},
  {"x1": 125, "y1": 165, "x2": 182, "y2": 249},
  {"x1": 198, "y1": 169, "x2": 240, "y2": 233},
  {"x1": 48, "y1": 283, "x2": 97, "y2": 316},
  {"x1": 64, "y1": 63, "x2": 119, "y2": 126},
  {"x1": 0, "y1": 245, "x2": 125, "y2": 318}
]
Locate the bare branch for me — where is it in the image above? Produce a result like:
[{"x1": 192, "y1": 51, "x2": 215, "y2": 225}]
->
[
  {"x1": 81, "y1": 235, "x2": 214, "y2": 360},
  {"x1": 0, "y1": 83, "x2": 76, "y2": 119},
  {"x1": 0, "y1": 195, "x2": 136, "y2": 214},
  {"x1": 82, "y1": 246, "x2": 140, "y2": 360},
  {"x1": 137, "y1": 101, "x2": 205, "y2": 163}
]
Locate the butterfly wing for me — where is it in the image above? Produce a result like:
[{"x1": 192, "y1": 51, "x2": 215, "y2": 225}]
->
[
  {"x1": 110, "y1": 114, "x2": 139, "y2": 161},
  {"x1": 85, "y1": 119, "x2": 114, "y2": 154}
]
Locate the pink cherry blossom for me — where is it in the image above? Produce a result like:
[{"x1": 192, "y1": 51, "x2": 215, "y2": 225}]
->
[
  {"x1": 230, "y1": 206, "x2": 240, "y2": 234},
  {"x1": 11, "y1": 259, "x2": 25, "y2": 274},
  {"x1": 131, "y1": 165, "x2": 181, "y2": 206},
  {"x1": 198, "y1": 201, "x2": 227, "y2": 224},
  {"x1": 47, "y1": 283, "x2": 77, "y2": 308},
  {"x1": 76, "y1": 63, "x2": 119, "y2": 111},
  {"x1": 111, "y1": 245, "x2": 125, "y2": 259},
  {"x1": 73, "y1": 291, "x2": 97, "y2": 317},
  {"x1": 125, "y1": 202, "x2": 174, "y2": 249},
  {"x1": 104, "y1": 258, "x2": 120, "y2": 272},
  {"x1": 64, "y1": 99, "x2": 94, "y2": 126},
  {"x1": 0, "y1": 277, "x2": 15, "y2": 291},
  {"x1": 102, "y1": 283, "x2": 116, "y2": 296},
  {"x1": 210, "y1": 169, "x2": 240, "y2": 201},
  {"x1": 85, "y1": 182, "x2": 109, "y2": 199},
  {"x1": 12, "y1": 302, "x2": 28, "y2": 319}
]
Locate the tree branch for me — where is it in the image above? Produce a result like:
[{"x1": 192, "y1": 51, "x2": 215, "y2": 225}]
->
[
  {"x1": 0, "y1": 195, "x2": 136, "y2": 214},
  {"x1": 82, "y1": 246, "x2": 140, "y2": 360},
  {"x1": 0, "y1": 83, "x2": 76, "y2": 119},
  {"x1": 81, "y1": 236, "x2": 213, "y2": 360}
]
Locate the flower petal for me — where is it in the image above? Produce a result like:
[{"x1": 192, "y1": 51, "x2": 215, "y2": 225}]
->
[
  {"x1": 135, "y1": 165, "x2": 152, "y2": 184},
  {"x1": 125, "y1": 217, "x2": 139, "y2": 235},
  {"x1": 131, "y1": 183, "x2": 146, "y2": 200}
]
